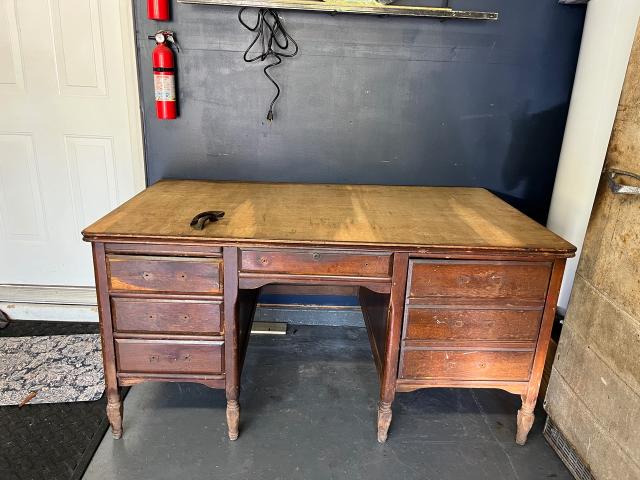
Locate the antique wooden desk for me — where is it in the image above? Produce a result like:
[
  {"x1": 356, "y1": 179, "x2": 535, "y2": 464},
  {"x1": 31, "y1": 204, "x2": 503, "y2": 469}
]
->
[{"x1": 83, "y1": 180, "x2": 575, "y2": 444}]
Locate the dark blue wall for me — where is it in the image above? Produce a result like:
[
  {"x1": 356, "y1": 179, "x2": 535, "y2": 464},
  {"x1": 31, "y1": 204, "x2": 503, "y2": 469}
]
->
[{"x1": 135, "y1": 0, "x2": 585, "y2": 224}]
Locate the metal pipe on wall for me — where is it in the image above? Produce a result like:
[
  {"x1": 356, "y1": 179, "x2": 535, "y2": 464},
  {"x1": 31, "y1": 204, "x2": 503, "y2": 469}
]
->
[{"x1": 547, "y1": 0, "x2": 640, "y2": 313}]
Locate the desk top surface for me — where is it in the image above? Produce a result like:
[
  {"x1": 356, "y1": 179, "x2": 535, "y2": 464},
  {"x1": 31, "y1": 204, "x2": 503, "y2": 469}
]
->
[{"x1": 83, "y1": 180, "x2": 575, "y2": 255}]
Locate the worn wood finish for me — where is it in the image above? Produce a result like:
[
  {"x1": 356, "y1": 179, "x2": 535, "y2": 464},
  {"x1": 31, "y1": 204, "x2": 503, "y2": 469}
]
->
[
  {"x1": 399, "y1": 254, "x2": 562, "y2": 445},
  {"x1": 83, "y1": 181, "x2": 575, "y2": 444},
  {"x1": 400, "y1": 349, "x2": 534, "y2": 382},
  {"x1": 117, "y1": 373, "x2": 225, "y2": 389},
  {"x1": 239, "y1": 273, "x2": 391, "y2": 293},
  {"x1": 83, "y1": 181, "x2": 575, "y2": 255},
  {"x1": 517, "y1": 258, "x2": 566, "y2": 445},
  {"x1": 115, "y1": 339, "x2": 224, "y2": 375},
  {"x1": 403, "y1": 307, "x2": 542, "y2": 342},
  {"x1": 240, "y1": 248, "x2": 391, "y2": 277},
  {"x1": 377, "y1": 253, "x2": 409, "y2": 443},
  {"x1": 106, "y1": 242, "x2": 222, "y2": 257},
  {"x1": 88, "y1": 241, "x2": 231, "y2": 440},
  {"x1": 396, "y1": 379, "x2": 527, "y2": 395},
  {"x1": 91, "y1": 242, "x2": 123, "y2": 439},
  {"x1": 223, "y1": 246, "x2": 240, "y2": 440},
  {"x1": 408, "y1": 260, "x2": 552, "y2": 301},
  {"x1": 111, "y1": 297, "x2": 223, "y2": 335},
  {"x1": 114, "y1": 332, "x2": 224, "y2": 342},
  {"x1": 107, "y1": 255, "x2": 223, "y2": 294},
  {"x1": 405, "y1": 296, "x2": 545, "y2": 308},
  {"x1": 402, "y1": 340, "x2": 537, "y2": 350}
]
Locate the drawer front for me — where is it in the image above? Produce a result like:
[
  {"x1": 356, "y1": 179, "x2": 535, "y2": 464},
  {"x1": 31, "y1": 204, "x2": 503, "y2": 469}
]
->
[
  {"x1": 240, "y1": 249, "x2": 391, "y2": 277},
  {"x1": 404, "y1": 307, "x2": 542, "y2": 342},
  {"x1": 408, "y1": 260, "x2": 551, "y2": 301},
  {"x1": 112, "y1": 298, "x2": 222, "y2": 335},
  {"x1": 107, "y1": 255, "x2": 222, "y2": 294},
  {"x1": 115, "y1": 339, "x2": 223, "y2": 375},
  {"x1": 400, "y1": 349, "x2": 533, "y2": 381}
]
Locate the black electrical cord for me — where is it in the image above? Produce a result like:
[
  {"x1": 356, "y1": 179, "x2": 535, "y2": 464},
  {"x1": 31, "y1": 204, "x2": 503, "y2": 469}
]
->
[{"x1": 238, "y1": 7, "x2": 298, "y2": 121}]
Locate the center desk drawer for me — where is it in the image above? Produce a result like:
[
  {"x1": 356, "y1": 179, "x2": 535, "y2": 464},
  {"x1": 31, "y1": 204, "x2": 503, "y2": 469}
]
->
[
  {"x1": 408, "y1": 260, "x2": 551, "y2": 301},
  {"x1": 107, "y1": 255, "x2": 222, "y2": 294},
  {"x1": 111, "y1": 298, "x2": 222, "y2": 335},
  {"x1": 115, "y1": 339, "x2": 224, "y2": 375},
  {"x1": 240, "y1": 249, "x2": 391, "y2": 277}
]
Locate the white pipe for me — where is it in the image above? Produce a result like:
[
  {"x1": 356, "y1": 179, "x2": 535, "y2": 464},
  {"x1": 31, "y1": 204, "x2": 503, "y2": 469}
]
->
[{"x1": 547, "y1": 0, "x2": 640, "y2": 313}]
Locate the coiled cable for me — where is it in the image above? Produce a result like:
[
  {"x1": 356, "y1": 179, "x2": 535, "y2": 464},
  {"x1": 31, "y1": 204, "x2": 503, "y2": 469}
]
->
[{"x1": 238, "y1": 7, "x2": 299, "y2": 121}]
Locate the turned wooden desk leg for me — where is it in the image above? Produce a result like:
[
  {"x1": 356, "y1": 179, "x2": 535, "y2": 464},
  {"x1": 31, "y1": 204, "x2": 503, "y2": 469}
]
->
[
  {"x1": 106, "y1": 389, "x2": 123, "y2": 439},
  {"x1": 226, "y1": 395, "x2": 240, "y2": 441},
  {"x1": 515, "y1": 259, "x2": 566, "y2": 446},
  {"x1": 92, "y1": 242, "x2": 123, "y2": 439},
  {"x1": 516, "y1": 393, "x2": 536, "y2": 445},
  {"x1": 377, "y1": 401, "x2": 393, "y2": 443},
  {"x1": 224, "y1": 246, "x2": 241, "y2": 441},
  {"x1": 378, "y1": 253, "x2": 409, "y2": 443}
]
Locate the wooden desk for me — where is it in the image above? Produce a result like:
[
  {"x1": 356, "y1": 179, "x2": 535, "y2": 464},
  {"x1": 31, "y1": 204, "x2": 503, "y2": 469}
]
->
[{"x1": 83, "y1": 180, "x2": 575, "y2": 444}]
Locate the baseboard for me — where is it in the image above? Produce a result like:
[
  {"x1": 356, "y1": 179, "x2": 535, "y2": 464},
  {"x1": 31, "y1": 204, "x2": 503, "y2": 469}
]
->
[{"x1": 0, "y1": 285, "x2": 98, "y2": 322}]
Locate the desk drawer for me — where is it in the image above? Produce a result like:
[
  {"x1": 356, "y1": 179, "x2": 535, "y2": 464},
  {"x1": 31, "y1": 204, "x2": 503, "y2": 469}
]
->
[
  {"x1": 404, "y1": 307, "x2": 542, "y2": 342},
  {"x1": 115, "y1": 339, "x2": 223, "y2": 375},
  {"x1": 408, "y1": 260, "x2": 551, "y2": 301},
  {"x1": 107, "y1": 255, "x2": 222, "y2": 294},
  {"x1": 112, "y1": 298, "x2": 222, "y2": 335},
  {"x1": 240, "y1": 249, "x2": 391, "y2": 277},
  {"x1": 400, "y1": 349, "x2": 533, "y2": 381}
]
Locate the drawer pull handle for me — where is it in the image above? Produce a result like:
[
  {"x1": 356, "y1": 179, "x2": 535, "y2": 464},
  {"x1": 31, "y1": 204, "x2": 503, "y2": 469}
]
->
[
  {"x1": 608, "y1": 168, "x2": 640, "y2": 195},
  {"x1": 190, "y1": 211, "x2": 225, "y2": 230}
]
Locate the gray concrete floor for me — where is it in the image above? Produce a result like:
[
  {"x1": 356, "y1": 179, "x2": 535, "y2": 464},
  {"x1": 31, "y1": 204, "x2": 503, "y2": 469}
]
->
[{"x1": 84, "y1": 326, "x2": 571, "y2": 480}]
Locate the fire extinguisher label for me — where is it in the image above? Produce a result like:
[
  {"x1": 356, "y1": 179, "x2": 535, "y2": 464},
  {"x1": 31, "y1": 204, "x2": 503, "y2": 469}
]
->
[{"x1": 154, "y1": 74, "x2": 175, "y2": 101}]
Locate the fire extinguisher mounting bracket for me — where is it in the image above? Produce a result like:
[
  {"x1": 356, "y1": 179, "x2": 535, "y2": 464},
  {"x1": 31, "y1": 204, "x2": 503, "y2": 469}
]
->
[
  {"x1": 190, "y1": 211, "x2": 225, "y2": 230},
  {"x1": 148, "y1": 30, "x2": 180, "y2": 51}
]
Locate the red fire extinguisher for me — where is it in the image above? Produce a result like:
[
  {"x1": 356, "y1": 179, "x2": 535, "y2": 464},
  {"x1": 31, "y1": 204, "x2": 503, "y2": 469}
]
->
[
  {"x1": 148, "y1": 0, "x2": 170, "y2": 21},
  {"x1": 151, "y1": 31, "x2": 179, "y2": 120}
]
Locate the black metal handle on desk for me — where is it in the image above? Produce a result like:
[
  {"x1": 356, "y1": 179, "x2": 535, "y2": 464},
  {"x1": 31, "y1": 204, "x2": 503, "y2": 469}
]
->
[
  {"x1": 190, "y1": 211, "x2": 225, "y2": 230},
  {"x1": 607, "y1": 169, "x2": 640, "y2": 196}
]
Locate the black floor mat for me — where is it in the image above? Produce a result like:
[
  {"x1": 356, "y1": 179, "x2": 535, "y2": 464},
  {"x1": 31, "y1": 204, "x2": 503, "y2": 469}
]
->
[{"x1": 0, "y1": 320, "x2": 110, "y2": 480}]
